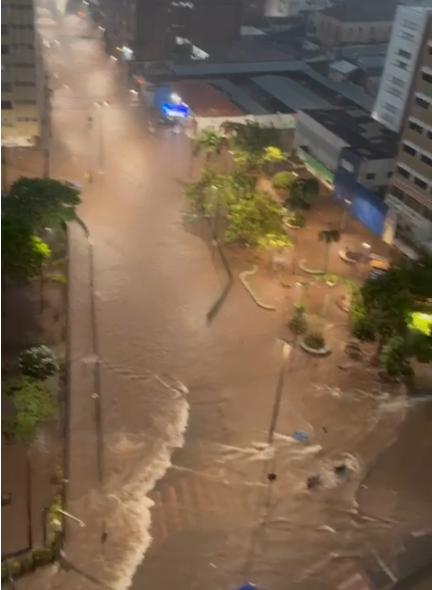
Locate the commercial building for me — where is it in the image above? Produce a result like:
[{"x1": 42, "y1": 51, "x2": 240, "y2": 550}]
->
[
  {"x1": 373, "y1": 3, "x2": 432, "y2": 133},
  {"x1": 385, "y1": 14, "x2": 432, "y2": 253},
  {"x1": 314, "y1": 0, "x2": 397, "y2": 48},
  {"x1": 100, "y1": 0, "x2": 242, "y2": 61},
  {"x1": 1, "y1": 0, "x2": 45, "y2": 146},
  {"x1": 294, "y1": 108, "x2": 398, "y2": 188}
]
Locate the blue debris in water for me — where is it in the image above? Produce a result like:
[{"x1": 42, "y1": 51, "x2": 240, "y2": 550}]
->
[
  {"x1": 292, "y1": 431, "x2": 310, "y2": 443},
  {"x1": 235, "y1": 585, "x2": 257, "y2": 590}
]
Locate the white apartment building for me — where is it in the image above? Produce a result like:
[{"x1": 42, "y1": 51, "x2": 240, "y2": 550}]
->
[
  {"x1": 265, "y1": 0, "x2": 329, "y2": 19},
  {"x1": 2, "y1": 0, "x2": 45, "y2": 147},
  {"x1": 373, "y1": 3, "x2": 432, "y2": 133},
  {"x1": 385, "y1": 15, "x2": 432, "y2": 253}
]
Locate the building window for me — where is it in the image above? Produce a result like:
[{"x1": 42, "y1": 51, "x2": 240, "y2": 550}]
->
[
  {"x1": 1, "y1": 100, "x2": 13, "y2": 109},
  {"x1": 414, "y1": 176, "x2": 428, "y2": 190},
  {"x1": 391, "y1": 76, "x2": 405, "y2": 88},
  {"x1": 1, "y1": 44, "x2": 10, "y2": 55},
  {"x1": 397, "y1": 165, "x2": 410, "y2": 179},
  {"x1": 391, "y1": 186, "x2": 404, "y2": 201},
  {"x1": 366, "y1": 172, "x2": 376, "y2": 180},
  {"x1": 394, "y1": 59, "x2": 408, "y2": 70},
  {"x1": 422, "y1": 71, "x2": 432, "y2": 84},
  {"x1": 387, "y1": 171, "x2": 393, "y2": 178},
  {"x1": 421, "y1": 153, "x2": 432, "y2": 167},
  {"x1": 408, "y1": 120, "x2": 424, "y2": 134},
  {"x1": 403, "y1": 143, "x2": 417, "y2": 156},
  {"x1": 427, "y1": 130, "x2": 432, "y2": 141},
  {"x1": 1, "y1": 24, "x2": 9, "y2": 34},
  {"x1": 415, "y1": 95, "x2": 430, "y2": 109},
  {"x1": 398, "y1": 48, "x2": 411, "y2": 59},
  {"x1": 15, "y1": 99, "x2": 36, "y2": 105},
  {"x1": 2, "y1": 81, "x2": 11, "y2": 92}
]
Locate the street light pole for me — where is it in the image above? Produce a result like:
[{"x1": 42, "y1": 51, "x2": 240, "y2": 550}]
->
[
  {"x1": 268, "y1": 342, "x2": 292, "y2": 445},
  {"x1": 340, "y1": 198, "x2": 352, "y2": 232}
]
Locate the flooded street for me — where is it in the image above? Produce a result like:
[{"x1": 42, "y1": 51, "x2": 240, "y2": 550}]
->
[{"x1": 24, "y1": 7, "x2": 432, "y2": 590}]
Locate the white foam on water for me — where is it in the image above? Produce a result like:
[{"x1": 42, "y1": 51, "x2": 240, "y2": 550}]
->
[{"x1": 101, "y1": 382, "x2": 190, "y2": 590}]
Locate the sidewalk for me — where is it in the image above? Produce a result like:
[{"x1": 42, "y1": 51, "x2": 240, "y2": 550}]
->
[{"x1": 2, "y1": 245, "x2": 66, "y2": 558}]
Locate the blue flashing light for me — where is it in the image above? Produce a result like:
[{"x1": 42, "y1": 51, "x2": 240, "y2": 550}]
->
[{"x1": 161, "y1": 102, "x2": 190, "y2": 119}]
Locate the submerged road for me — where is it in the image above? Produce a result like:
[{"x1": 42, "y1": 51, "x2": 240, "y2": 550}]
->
[{"x1": 20, "y1": 7, "x2": 432, "y2": 590}]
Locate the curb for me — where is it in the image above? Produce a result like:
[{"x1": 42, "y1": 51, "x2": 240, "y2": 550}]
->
[
  {"x1": 298, "y1": 259, "x2": 325, "y2": 275},
  {"x1": 239, "y1": 265, "x2": 276, "y2": 311},
  {"x1": 74, "y1": 217, "x2": 105, "y2": 487}
]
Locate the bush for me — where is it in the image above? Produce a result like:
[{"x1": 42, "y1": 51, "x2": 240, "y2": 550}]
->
[
  {"x1": 288, "y1": 305, "x2": 308, "y2": 336},
  {"x1": 304, "y1": 332, "x2": 325, "y2": 350},
  {"x1": 380, "y1": 336, "x2": 413, "y2": 378},
  {"x1": 32, "y1": 548, "x2": 54, "y2": 567},
  {"x1": 20, "y1": 554, "x2": 34, "y2": 574},
  {"x1": 19, "y1": 345, "x2": 59, "y2": 380},
  {"x1": 349, "y1": 288, "x2": 375, "y2": 341},
  {"x1": 6, "y1": 377, "x2": 57, "y2": 443},
  {"x1": 272, "y1": 171, "x2": 295, "y2": 191}
]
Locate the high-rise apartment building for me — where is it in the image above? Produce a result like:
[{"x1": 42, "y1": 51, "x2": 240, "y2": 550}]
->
[
  {"x1": 373, "y1": 3, "x2": 432, "y2": 134},
  {"x1": 1, "y1": 0, "x2": 45, "y2": 147},
  {"x1": 385, "y1": 14, "x2": 432, "y2": 251}
]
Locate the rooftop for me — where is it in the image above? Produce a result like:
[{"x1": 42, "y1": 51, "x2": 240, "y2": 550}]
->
[
  {"x1": 321, "y1": 0, "x2": 397, "y2": 22},
  {"x1": 171, "y1": 81, "x2": 245, "y2": 117},
  {"x1": 301, "y1": 107, "x2": 398, "y2": 159},
  {"x1": 252, "y1": 74, "x2": 336, "y2": 111}
]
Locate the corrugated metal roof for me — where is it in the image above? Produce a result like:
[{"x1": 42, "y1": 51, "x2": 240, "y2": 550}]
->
[
  {"x1": 305, "y1": 67, "x2": 374, "y2": 111},
  {"x1": 252, "y1": 74, "x2": 336, "y2": 111},
  {"x1": 211, "y1": 79, "x2": 270, "y2": 115},
  {"x1": 171, "y1": 60, "x2": 305, "y2": 77}
]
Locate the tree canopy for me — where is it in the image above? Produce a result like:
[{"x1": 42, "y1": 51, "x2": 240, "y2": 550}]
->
[
  {"x1": 186, "y1": 169, "x2": 292, "y2": 250},
  {"x1": 4, "y1": 177, "x2": 81, "y2": 230},
  {"x1": 350, "y1": 261, "x2": 432, "y2": 377},
  {"x1": 2, "y1": 218, "x2": 51, "y2": 279}
]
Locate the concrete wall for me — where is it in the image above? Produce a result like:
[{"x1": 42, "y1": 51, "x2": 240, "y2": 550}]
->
[
  {"x1": 294, "y1": 110, "x2": 348, "y2": 173},
  {"x1": 192, "y1": 113, "x2": 296, "y2": 133}
]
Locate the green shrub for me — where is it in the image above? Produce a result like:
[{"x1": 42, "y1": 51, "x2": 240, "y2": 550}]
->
[
  {"x1": 288, "y1": 305, "x2": 308, "y2": 336},
  {"x1": 304, "y1": 332, "x2": 325, "y2": 350},
  {"x1": 349, "y1": 287, "x2": 375, "y2": 341},
  {"x1": 32, "y1": 548, "x2": 54, "y2": 567},
  {"x1": 272, "y1": 171, "x2": 295, "y2": 190},
  {"x1": 19, "y1": 345, "x2": 59, "y2": 380},
  {"x1": 20, "y1": 554, "x2": 34, "y2": 573}
]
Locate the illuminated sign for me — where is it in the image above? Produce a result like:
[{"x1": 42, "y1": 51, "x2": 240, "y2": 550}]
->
[{"x1": 162, "y1": 102, "x2": 190, "y2": 118}]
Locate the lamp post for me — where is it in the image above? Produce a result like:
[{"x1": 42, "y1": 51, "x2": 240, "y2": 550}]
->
[
  {"x1": 339, "y1": 197, "x2": 352, "y2": 232},
  {"x1": 268, "y1": 342, "x2": 292, "y2": 445},
  {"x1": 361, "y1": 241, "x2": 371, "y2": 279}
]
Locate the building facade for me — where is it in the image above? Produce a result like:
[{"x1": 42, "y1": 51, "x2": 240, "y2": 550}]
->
[
  {"x1": 295, "y1": 108, "x2": 397, "y2": 190},
  {"x1": 385, "y1": 15, "x2": 432, "y2": 252},
  {"x1": 373, "y1": 4, "x2": 432, "y2": 133},
  {"x1": 100, "y1": 0, "x2": 242, "y2": 61},
  {"x1": 2, "y1": 0, "x2": 44, "y2": 146},
  {"x1": 264, "y1": 0, "x2": 329, "y2": 19},
  {"x1": 314, "y1": 0, "x2": 396, "y2": 48}
]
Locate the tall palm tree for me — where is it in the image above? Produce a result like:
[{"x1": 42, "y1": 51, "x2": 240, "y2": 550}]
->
[{"x1": 318, "y1": 229, "x2": 341, "y2": 273}]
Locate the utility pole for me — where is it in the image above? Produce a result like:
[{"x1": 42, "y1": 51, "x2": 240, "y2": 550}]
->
[{"x1": 268, "y1": 342, "x2": 292, "y2": 445}]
